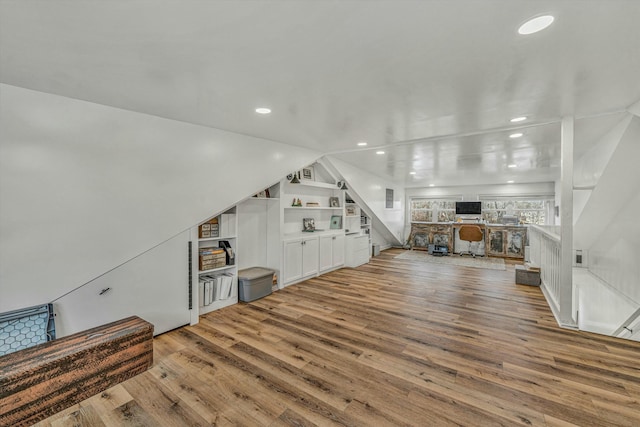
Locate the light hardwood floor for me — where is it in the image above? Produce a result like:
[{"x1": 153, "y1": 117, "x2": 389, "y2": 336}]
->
[{"x1": 35, "y1": 249, "x2": 640, "y2": 426}]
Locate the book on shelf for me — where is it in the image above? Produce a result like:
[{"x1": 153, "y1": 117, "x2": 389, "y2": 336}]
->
[
  {"x1": 199, "y1": 279, "x2": 206, "y2": 307},
  {"x1": 201, "y1": 274, "x2": 222, "y2": 303},
  {"x1": 219, "y1": 273, "x2": 234, "y2": 300},
  {"x1": 202, "y1": 279, "x2": 211, "y2": 306}
]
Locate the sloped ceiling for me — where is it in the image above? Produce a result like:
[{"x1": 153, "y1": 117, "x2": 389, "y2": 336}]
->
[{"x1": 1, "y1": 0, "x2": 639, "y2": 187}]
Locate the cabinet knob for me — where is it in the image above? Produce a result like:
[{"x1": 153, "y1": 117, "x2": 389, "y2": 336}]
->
[{"x1": 332, "y1": 236, "x2": 336, "y2": 240}]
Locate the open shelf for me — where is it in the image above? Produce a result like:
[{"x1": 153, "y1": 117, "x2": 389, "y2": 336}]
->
[
  {"x1": 199, "y1": 236, "x2": 236, "y2": 242},
  {"x1": 199, "y1": 264, "x2": 235, "y2": 274},
  {"x1": 284, "y1": 206, "x2": 343, "y2": 210},
  {"x1": 293, "y1": 181, "x2": 337, "y2": 190}
]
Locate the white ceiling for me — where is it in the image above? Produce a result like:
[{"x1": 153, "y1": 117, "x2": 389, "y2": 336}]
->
[{"x1": 1, "y1": 1, "x2": 639, "y2": 188}]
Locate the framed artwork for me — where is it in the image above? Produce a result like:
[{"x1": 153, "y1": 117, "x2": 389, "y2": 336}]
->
[
  {"x1": 345, "y1": 205, "x2": 357, "y2": 216},
  {"x1": 330, "y1": 215, "x2": 343, "y2": 229},
  {"x1": 329, "y1": 196, "x2": 340, "y2": 207},
  {"x1": 303, "y1": 218, "x2": 315, "y2": 232},
  {"x1": 301, "y1": 166, "x2": 315, "y2": 181}
]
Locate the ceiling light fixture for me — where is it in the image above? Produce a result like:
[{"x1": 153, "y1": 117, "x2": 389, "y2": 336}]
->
[
  {"x1": 510, "y1": 116, "x2": 527, "y2": 122},
  {"x1": 518, "y1": 15, "x2": 554, "y2": 35},
  {"x1": 409, "y1": 171, "x2": 416, "y2": 175},
  {"x1": 376, "y1": 151, "x2": 385, "y2": 155},
  {"x1": 508, "y1": 164, "x2": 517, "y2": 168},
  {"x1": 357, "y1": 142, "x2": 368, "y2": 146},
  {"x1": 507, "y1": 180, "x2": 515, "y2": 184},
  {"x1": 429, "y1": 184, "x2": 435, "y2": 187},
  {"x1": 255, "y1": 107, "x2": 271, "y2": 114},
  {"x1": 509, "y1": 133, "x2": 523, "y2": 139}
]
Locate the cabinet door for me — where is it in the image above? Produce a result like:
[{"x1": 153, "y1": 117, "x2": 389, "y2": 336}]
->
[
  {"x1": 319, "y1": 235, "x2": 333, "y2": 272},
  {"x1": 283, "y1": 240, "x2": 303, "y2": 284},
  {"x1": 505, "y1": 228, "x2": 526, "y2": 258},
  {"x1": 301, "y1": 236, "x2": 319, "y2": 277},
  {"x1": 486, "y1": 228, "x2": 506, "y2": 256},
  {"x1": 332, "y1": 234, "x2": 345, "y2": 267}
]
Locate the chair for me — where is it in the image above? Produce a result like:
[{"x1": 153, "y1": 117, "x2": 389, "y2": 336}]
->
[{"x1": 458, "y1": 225, "x2": 483, "y2": 257}]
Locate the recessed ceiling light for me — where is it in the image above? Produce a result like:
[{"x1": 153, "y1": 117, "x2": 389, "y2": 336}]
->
[
  {"x1": 507, "y1": 180, "x2": 515, "y2": 184},
  {"x1": 255, "y1": 107, "x2": 271, "y2": 114},
  {"x1": 510, "y1": 116, "x2": 527, "y2": 123},
  {"x1": 509, "y1": 133, "x2": 523, "y2": 139},
  {"x1": 518, "y1": 15, "x2": 554, "y2": 35},
  {"x1": 357, "y1": 142, "x2": 368, "y2": 146},
  {"x1": 429, "y1": 184, "x2": 435, "y2": 187},
  {"x1": 508, "y1": 164, "x2": 517, "y2": 168},
  {"x1": 376, "y1": 151, "x2": 385, "y2": 155},
  {"x1": 409, "y1": 171, "x2": 416, "y2": 175}
]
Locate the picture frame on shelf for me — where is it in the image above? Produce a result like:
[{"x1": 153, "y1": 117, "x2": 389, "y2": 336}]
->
[
  {"x1": 330, "y1": 215, "x2": 343, "y2": 229},
  {"x1": 345, "y1": 205, "x2": 356, "y2": 216},
  {"x1": 303, "y1": 218, "x2": 315, "y2": 232},
  {"x1": 329, "y1": 196, "x2": 340, "y2": 207},
  {"x1": 301, "y1": 166, "x2": 315, "y2": 181}
]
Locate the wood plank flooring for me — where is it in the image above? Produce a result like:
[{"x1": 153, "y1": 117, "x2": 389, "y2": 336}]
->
[{"x1": 33, "y1": 249, "x2": 640, "y2": 426}]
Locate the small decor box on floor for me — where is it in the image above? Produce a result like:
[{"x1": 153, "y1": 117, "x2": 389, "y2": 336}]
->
[
  {"x1": 238, "y1": 267, "x2": 275, "y2": 302},
  {"x1": 515, "y1": 264, "x2": 541, "y2": 286}
]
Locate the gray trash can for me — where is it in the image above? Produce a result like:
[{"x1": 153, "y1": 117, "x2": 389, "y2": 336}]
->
[
  {"x1": 238, "y1": 267, "x2": 274, "y2": 302},
  {"x1": 372, "y1": 243, "x2": 380, "y2": 256}
]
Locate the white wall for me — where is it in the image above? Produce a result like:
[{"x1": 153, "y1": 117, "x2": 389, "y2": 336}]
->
[
  {"x1": 580, "y1": 115, "x2": 640, "y2": 305},
  {"x1": 588, "y1": 191, "x2": 640, "y2": 305},
  {"x1": 324, "y1": 156, "x2": 405, "y2": 246},
  {"x1": 574, "y1": 117, "x2": 640, "y2": 250},
  {"x1": 0, "y1": 84, "x2": 320, "y2": 314},
  {"x1": 573, "y1": 115, "x2": 632, "y2": 189}
]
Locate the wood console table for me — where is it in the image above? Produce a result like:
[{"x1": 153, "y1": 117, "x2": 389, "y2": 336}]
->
[{"x1": 409, "y1": 222, "x2": 527, "y2": 259}]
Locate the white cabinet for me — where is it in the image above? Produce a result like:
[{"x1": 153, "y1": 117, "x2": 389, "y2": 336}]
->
[
  {"x1": 332, "y1": 234, "x2": 345, "y2": 267},
  {"x1": 346, "y1": 234, "x2": 370, "y2": 268},
  {"x1": 282, "y1": 235, "x2": 319, "y2": 285},
  {"x1": 319, "y1": 233, "x2": 345, "y2": 272}
]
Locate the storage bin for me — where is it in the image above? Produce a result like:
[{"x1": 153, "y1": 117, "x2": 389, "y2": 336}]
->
[
  {"x1": 515, "y1": 264, "x2": 540, "y2": 286},
  {"x1": 238, "y1": 267, "x2": 274, "y2": 302}
]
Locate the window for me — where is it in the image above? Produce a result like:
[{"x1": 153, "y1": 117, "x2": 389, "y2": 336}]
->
[
  {"x1": 410, "y1": 199, "x2": 458, "y2": 223},
  {"x1": 481, "y1": 199, "x2": 549, "y2": 225},
  {"x1": 410, "y1": 197, "x2": 552, "y2": 225}
]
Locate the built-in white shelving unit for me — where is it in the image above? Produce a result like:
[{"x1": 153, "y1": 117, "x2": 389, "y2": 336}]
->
[
  {"x1": 193, "y1": 207, "x2": 238, "y2": 317},
  {"x1": 279, "y1": 163, "x2": 347, "y2": 287},
  {"x1": 237, "y1": 182, "x2": 281, "y2": 290},
  {"x1": 345, "y1": 192, "x2": 372, "y2": 267},
  {"x1": 190, "y1": 166, "x2": 371, "y2": 321}
]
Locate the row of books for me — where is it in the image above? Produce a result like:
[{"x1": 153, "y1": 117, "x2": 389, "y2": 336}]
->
[{"x1": 199, "y1": 273, "x2": 234, "y2": 306}]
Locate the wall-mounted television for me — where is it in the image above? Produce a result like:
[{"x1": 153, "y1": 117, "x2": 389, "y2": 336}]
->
[{"x1": 455, "y1": 201, "x2": 482, "y2": 215}]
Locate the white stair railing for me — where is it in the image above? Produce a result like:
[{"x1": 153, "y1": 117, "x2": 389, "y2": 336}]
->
[{"x1": 529, "y1": 225, "x2": 562, "y2": 317}]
